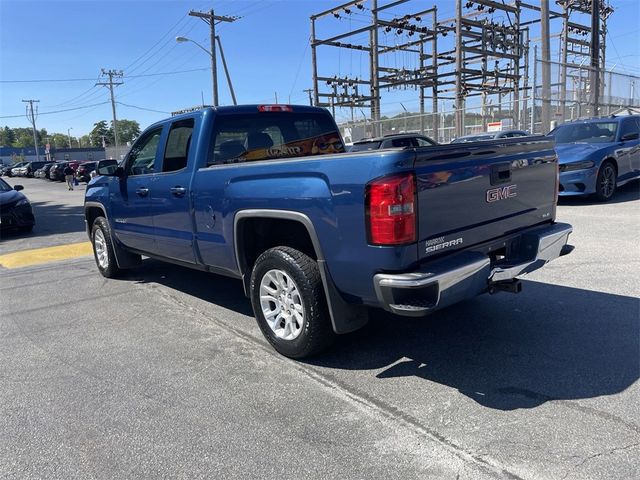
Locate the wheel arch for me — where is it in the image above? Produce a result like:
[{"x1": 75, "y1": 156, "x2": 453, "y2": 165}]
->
[
  {"x1": 234, "y1": 209, "x2": 368, "y2": 334},
  {"x1": 84, "y1": 201, "x2": 141, "y2": 269},
  {"x1": 601, "y1": 156, "x2": 618, "y2": 174}
]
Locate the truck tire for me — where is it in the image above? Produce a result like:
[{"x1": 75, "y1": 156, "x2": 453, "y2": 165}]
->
[
  {"x1": 594, "y1": 161, "x2": 617, "y2": 202},
  {"x1": 250, "y1": 246, "x2": 335, "y2": 358},
  {"x1": 91, "y1": 216, "x2": 122, "y2": 278}
]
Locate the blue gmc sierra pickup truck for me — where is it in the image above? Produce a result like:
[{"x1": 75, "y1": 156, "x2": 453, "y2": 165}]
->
[{"x1": 85, "y1": 105, "x2": 573, "y2": 358}]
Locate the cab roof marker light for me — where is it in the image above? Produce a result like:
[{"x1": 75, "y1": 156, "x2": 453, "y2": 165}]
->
[{"x1": 258, "y1": 105, "x2": 293, "y2": 112}]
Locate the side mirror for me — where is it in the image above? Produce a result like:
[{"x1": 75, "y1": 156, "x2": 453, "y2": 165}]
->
[
  {"x1": 620, "y1": 132, "x2": 639, "y2": 142},
  {"x1": 13, "y1": 185, "x2": 24, "y2": 191},
  {"x1": 97, "y1": 165, "x2": 124, "y2": 177}
]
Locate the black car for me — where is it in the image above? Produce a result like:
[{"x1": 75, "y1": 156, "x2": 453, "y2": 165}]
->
[
  {"x1": 76, "y1": 159, "x2": 118, "y2": 183},
  {"x1": 49, "y1": 162, "x2": 68, "y2": 181},
  {"x1": 0, "y1": 178, "x2": 35, "y2": 233},
  {"x1": 25, "y1": 160, "x2": 52, "y2": 177},
  {"x1": 349, "y1": 133, "x2": 438, "y2": 152}
]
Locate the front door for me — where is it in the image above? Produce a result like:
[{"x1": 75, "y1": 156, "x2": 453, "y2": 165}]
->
[
  {"x1": 110, "y1": 127, "x2": 163, "y2": 253},
  {"x1": 150, "y1": 118, "x2": 196, "y2": 263}
]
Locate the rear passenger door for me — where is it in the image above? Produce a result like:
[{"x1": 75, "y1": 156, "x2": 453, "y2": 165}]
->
[{"x1": 150, "y1": 118, "x2": 196, "y2": 263}]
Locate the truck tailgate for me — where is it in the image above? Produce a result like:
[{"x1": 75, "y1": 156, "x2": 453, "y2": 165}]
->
[{"x1": 415, "y1": 137, "x2": 557, "y2": 261}]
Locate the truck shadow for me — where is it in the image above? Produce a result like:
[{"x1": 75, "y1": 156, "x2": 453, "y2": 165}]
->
[
  {"x1": 310, "y1": 280, "x2": 640, "y2": 411},
  {"x1": 120, "y1": 259, "x2": 254, "y2": 317},
  {"x1": 118, "y1": 260, "x2": 639, "y2": 412},
  {"x1": 558, "y1": 179, "x2": 639, "y2": 205}
]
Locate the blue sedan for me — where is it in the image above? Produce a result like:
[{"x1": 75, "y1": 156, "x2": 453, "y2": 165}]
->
[{"x1": 548, "y1": 115, "x2": 640, "y2": 201}]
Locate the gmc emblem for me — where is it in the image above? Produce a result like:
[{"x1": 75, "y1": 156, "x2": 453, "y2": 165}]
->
[{"x1": 486, "y1": 184, "x2": 517, "y2": 203}]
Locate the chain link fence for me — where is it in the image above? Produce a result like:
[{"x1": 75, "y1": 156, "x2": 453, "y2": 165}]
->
[{"x1": 340, "y1": 59, "x2": 640, "y2": 143}]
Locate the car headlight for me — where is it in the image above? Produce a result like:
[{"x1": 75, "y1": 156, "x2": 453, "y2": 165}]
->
[
  {"x1": 561, "y1": 160, "x2": 595, "y2": 172},
  {"x1": 15, "y1": 199, "x2": 30, "y2": 207}
]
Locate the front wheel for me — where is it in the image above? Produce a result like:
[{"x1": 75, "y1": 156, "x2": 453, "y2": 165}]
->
[
  {"x1": 594, "y1": 161, "x2": 617, "y2": 202},
  {"x1": 91, "y1": 217, "x2": 122, "y2": 278},
  {"x1": 250, "y1": 247, "x2": 335, "y2": 358}
]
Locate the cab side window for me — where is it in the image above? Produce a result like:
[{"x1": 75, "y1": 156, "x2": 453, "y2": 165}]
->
[
  {"x1": 416, "y1": 137, "x2": 436, "y2": 147},
  {"x1": 389, "y1": 138, "x2": 414, "y2": 148},
  {"x1": 125, "y1": 128, "x2": 162, "y2": 176},
  {"x1": 619, "y1": 118, "x2": 639, "y2": 140},
  {"x1": 162, "y1": 119, "x2": 194, "y2": 172}
]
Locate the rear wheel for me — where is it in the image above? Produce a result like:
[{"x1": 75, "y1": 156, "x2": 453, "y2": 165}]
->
[
  {"x1": 250, "y1": 247, "x2": 334, "y2": 358},
  {"x1": 91, "y1": 217, "x2": 122, "y2": 278},
  {"x1": 594, "y1": 161, "x2": 617, "y2": 202}
]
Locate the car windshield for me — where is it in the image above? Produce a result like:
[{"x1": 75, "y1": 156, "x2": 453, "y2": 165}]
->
[
  {"x1": 549, "y1": 122, "x2": 618, "y2": 144},
  {"x1": 0, "y1": 178, "x2": 12, "y2": 192},
  {"x1": 350, "y1": 141, "x2": 382, "y2": 151}
]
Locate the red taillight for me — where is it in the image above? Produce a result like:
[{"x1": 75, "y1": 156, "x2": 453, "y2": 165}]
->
[
  {"x1": 258, "y1": 105, "x2": 293, "y2": 112},
  {"x1": 366, "y1": 173, "x2": 417, "y2": 245}
]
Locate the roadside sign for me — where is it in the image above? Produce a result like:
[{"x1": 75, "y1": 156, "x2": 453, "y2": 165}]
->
[{"x1": 487, "y1": 121, "x2": 501, "y2": 132}]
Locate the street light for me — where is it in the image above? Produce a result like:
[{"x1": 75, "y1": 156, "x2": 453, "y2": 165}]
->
[
  {"x1": 175, "y1": 35, "x2": 237, "y2": 106},
  {"x1": 67, "y1": 127, "x2": 73, "y2": 148}
]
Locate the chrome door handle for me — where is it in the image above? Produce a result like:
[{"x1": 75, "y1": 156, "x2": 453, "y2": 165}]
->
[
  {"x1": 135, "y1": 187, "x2": 149, "y2": 197},
  {"x1": 170, "y1": 186, "x2": 187, "y2": 197}
]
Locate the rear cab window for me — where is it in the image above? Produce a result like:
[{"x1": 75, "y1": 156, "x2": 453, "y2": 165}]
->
[{"x1": 208, "y1": 111, "x2": 344, "y2": 166}]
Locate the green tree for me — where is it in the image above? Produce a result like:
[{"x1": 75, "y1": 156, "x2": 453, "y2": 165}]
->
[
  {"x1": 79, "y1": 135, "x2": 91, "y2": 147},
  {"x1": 50, "y1": 133, "x2": 70, "y2": 148},
  {"x1": 90, "y1": 120, "x2": 110, "y2": 147},
  {"x1": 0, "y1": 126, "x2": 16, "y2": 146},
  {"x1": 15, "y1": 132, "x2": 34, "y2": 147},
  {"x1": 110, "y1": 119, "x2": 141, "y2": 144}
]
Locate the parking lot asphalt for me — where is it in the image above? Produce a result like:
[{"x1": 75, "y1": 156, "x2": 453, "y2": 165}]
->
[{"x1": 1, "y1": 177, "x2": 639, "y2": 480}]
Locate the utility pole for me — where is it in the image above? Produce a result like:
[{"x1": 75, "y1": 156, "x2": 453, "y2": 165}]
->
[
  {"x1": 590, "y1": 0, "x2": 601, "y2": 116},
  {"x1": 454, "y1": 0, "x2": 464, "y2": 138},
  {"x1": 215, "y1": 35, "x2": 237, "y2": 105},
  {"x1": 541, "y1": 0, "x2": 551, "y2": 134},
  {"x1": 22, "y1": 100, "x2": 40, "y2": 162},
  {"x1": 303, "y1": 88, "x2": 314, "y2": 106},
  {"x1": 189, "y1": 9, "x2": 237, "y2": 106},
  {"x1": 67, "y1": 127, "x2": 73, "y2": 148},
  {"x1": 96, "y1": 69, "x2": 123, "y2": 159}
]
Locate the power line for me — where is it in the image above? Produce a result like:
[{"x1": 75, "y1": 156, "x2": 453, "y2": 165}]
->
[
  {"x1": 0, "y1": 101, "x2": 110, "y2": 119},
  {"x1": 1, "y1": 77, "x2": 96, "y2": 84},
  {"x1": 1, "y1": 67, "x2": 213, "y2": 85},
  {"x1": 124, "y1": 13, "x2": 189, "y2": 72},
  {"x1": 116, "y1": 102, "x2": 170, "y2": 114}
]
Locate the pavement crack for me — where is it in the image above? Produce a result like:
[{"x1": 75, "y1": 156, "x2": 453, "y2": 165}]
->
[{"x1": 561, "y1": 442, "x2": 640, "y2": 479}]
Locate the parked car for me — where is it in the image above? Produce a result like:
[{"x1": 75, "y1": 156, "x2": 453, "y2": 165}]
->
[
  {"x1": 49, "y1": 161, "x2": 79, "y2": 181},
  {"x1": 11, "y1": 164, "x2": 29, "y2": 177},
  {"x1": 450, "y1": 130, "x2": 530, "y2": 144},
  {"x1": 77, "y1": 159, "x2": 118, "y2": 182},
  {"x1": 349, "y1": 133, "x2": 437, "y2": 152},
  {"x1": 23, "y1": 161, "x2": 52, "y2": 177},
  {"x1": 548, "y1": 115, "x2": 640, "y2": 201},
  {"x1": 0, "y1": 163, "x2": 22, "y2": 177},
  {"x1": 36, "y1": 163, "x2": 55, "y2": 179},
  {"x1": 48, "y1": 162, "x2": 66, "y2": 181},
  {"x1": 85, "y1": 104, "x2": 572, "y2": 358},
  {"x1": 0, "y1": 178, "x2": 35, "y2": 233}
]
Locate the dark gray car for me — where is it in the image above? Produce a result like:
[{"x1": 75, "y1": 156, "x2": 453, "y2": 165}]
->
[{"x1": 450, "y1": 130, "x2": 529, "y2": 144}]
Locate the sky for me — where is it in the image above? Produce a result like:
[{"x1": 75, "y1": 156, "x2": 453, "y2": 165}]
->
[{"x1": 1, "y1": 0, "x2": 639, "y2": 138}]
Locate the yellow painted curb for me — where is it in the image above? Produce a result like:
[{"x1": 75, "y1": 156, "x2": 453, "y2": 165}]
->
[{"x1": 0, "y1": 242, "x2": 93, "y2": 269}]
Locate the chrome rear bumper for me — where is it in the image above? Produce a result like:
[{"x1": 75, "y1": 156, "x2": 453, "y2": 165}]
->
[{"x1": 373, "y1": 222, "x2": 573, "y2": 317}]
